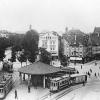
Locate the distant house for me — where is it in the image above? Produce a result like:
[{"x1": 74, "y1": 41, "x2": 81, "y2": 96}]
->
[
  {"x1": 90, "y1": 27, "x2": 100, "y2": 59},
  {"x1": 62, "y1": 29, "x2": 90, "y2": 63}
]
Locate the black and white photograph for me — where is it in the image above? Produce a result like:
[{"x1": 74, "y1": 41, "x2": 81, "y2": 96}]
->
[{"x1": 0, "y1": 0, "x2": 100, "y2": 100}]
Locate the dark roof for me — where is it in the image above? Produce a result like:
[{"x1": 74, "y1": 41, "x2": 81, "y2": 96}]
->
[
  {"x1": 18, "y1": 61, "x2": 63, "y2": 75},
  {"x1": 94, "y1": 27, "x2": 100, "y2": 33},
  {"x1": 63, "y1": 29, "x2": 88, "y2": 46},
  {"x1": 90, "y1": 33, "x2": 100, "y2": 46}
]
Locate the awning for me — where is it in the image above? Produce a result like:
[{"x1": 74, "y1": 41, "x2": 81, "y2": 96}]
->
[{"x1": 70, "y1": 57, "x2": 82, "y2": 60}]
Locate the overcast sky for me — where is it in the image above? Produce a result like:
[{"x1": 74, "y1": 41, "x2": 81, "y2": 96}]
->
[{"x1": 0, "y1": 0, "x2": 100, "y2": 33}]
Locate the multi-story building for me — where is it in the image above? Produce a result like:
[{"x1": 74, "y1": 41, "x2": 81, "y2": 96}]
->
[
  {"x1": 38, "y1": 31, "x2": 61, "y2": 67},
  {"x1": 90, "y1": 27, "x2": 100, "y2": 59},
  {"x1": 62, "y1": 29, "x2": 90, "y2": 63},
  {"x1": 38, "y1": 31, "x2": 59, "y2": 56}
]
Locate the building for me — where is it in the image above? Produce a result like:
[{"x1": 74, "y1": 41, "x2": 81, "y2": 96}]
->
[
  {"x1": 38, "y1": 31, "x2": 61, "y2": 67},
  {"x1": 62, "y1": 38, "x2": 70, "y2": 57},
  {"x1": 38, "y1": 31, "x2": 59, "y2": 56},
  {"x1": 90, "y1": 27, "x2": 100, "y2": 59},
  {"x1": 62, "y1": 29, "x2": 90, "y2": 63}
]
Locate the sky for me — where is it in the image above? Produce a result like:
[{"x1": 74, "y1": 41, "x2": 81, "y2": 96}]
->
[{"x1": 0, "y1": 0, "x2": 100, "y2": 33}]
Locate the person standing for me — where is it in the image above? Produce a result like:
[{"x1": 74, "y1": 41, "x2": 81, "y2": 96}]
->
[
  {"x1": 81, "y1": 65, "x2": 82, "y2": 69},
  {"x1": 15, "y1": 89, "x2": 18, "y2": 100},
  {"x1": 28, "y1": 85, "x2": 30, "y2": 93}
]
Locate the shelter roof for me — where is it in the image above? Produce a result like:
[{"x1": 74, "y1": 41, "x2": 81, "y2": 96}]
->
[{"x1": 18, "y1": 61, "x2": 64, "y2": 75}]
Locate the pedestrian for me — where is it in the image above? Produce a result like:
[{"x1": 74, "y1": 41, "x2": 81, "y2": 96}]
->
[
  {"x1": 98, "y1": 73, "x2": 99, "y2": 76},
  {"x1": 95, "y1": 73, "x2": 96, "y2": 77},
  {"x1": 77, "y1": 70, "x2": 79, "y2": 74},
  {"x1": 95, "y1": 62, "x2": 97, "y2": 66},
  {"x1": 83, "y1": 81, "x2": 85, "y2": 86},
  {"x1": 81, "y1": 65, "x2": 82, "y2": 69},
  {"x1": 28, "y1": 85, "x2": 30, "y2": 93},
  {"x1": 15, "y1": 89, "x2": 18, "y2": 99},
  {"x1": 88, "y1": 72, "x2": 91, "y2": 78},
  {"x1": 90, "y1": 69, "x2": 92, "y2": 73}
]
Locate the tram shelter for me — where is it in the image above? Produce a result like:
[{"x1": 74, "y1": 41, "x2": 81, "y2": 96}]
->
[{"x1": 18, "y1": 61, "x2": 66, "y2": 89}]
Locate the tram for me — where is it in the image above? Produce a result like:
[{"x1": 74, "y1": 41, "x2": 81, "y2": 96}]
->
[
  {"x1": 50, "y1": 74, "x2": 87, "y2": 92},
  {"x1": 70, "y1": 74, "x2": 87, "y2": 85},
  {"x1": 2, "y1": 60, "x2": 13, "y2": 73},
  {"x1": 0, "y1": 73, "x2": 13, "y2": 99}
]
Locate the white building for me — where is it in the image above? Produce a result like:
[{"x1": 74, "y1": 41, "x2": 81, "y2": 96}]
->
[
  {"x1": 38, "y1": 31, "x2": 59, "y2": 56},
  {"x1": 38, "y1": 31, "x2": 61, "y2": 67},
  {"x1": 62, "y1": 38, "x2": 70, "y2": 57}
]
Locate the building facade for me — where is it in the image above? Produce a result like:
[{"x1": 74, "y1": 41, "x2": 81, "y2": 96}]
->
[
  {"x1": 38, "y1": 31, "x2": 59, "y2": 56},
  {"x1": 38, "y1": 31, "x2": 61, "y2": 67},
  {"x1": 62, "y1": 29, "x2": 90, "y2": 63},
  {"x1": 90, "y1": 27, "x2": 100, "y2": 59}
]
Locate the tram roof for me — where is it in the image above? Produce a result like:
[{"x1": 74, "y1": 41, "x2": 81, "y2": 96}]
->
[
  {"x1": 70, "y1": 74, "x2": 86, "y2": 77},
  {"x1": 18, "y1": 61, "x2": 64, "y2": 75},
  {"x1": 51, "y1": 74, "x2": 69, "y2": 81}
]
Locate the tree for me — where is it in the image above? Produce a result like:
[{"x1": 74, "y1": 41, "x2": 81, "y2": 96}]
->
[
  {"x1": 10, "y1": 47, "x2": 16, "y2": 63},
  {"x1": 59, "y1": 37, "x2": 68, "y2": 67},
  {"x1": 39, "y1": 48, "x2": 52, "y2": 64},
  {"x1": 0, "y1": 49, "x2": 5, "y2": 61},
  {"x1": 18, "y1": 52, "x2": 26, "y2": 67},
  {"x1": 0, "y1": 37, "x2": 10, "y2": 62},
  {"x1": 22, "y1": 29, "x2": 39, "y2": 63}
]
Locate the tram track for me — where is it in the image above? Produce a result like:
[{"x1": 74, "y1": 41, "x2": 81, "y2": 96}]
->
[
  {"x1": 51, "y1": 84, "x2": 82, "y2": 100},
  {"x1": 39, "y1": 84, "x2": 83, "y2": 100}
]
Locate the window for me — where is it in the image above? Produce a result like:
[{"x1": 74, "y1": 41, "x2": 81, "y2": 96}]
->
[
  {"x1": 0, "y1": 89, "x2": 3, "y2": 93},
  {"x1": 53, "y1": 41, "x2": 55, "y2": 44}
]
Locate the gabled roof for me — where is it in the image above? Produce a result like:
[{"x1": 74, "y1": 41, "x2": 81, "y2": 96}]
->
[{"x1": 18, "y1": 61, "x2": 63, "y2": 75}]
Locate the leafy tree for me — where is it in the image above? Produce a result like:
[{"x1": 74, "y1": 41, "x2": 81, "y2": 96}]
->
[
  {"x1": 59, "y1": 37, "x2": 68, "y2": 67},
  {"x1": 39, "y1": 48, "x2": 52, "y2": 64},
  {"x1": 22, "y1": 29, "x2": 39, "y2": 63},
  {"x1": 0, "y1": 49, "x2": 5, "y2": 61},
  {"x1": 0, "y1": 37, "x2": 10, "y2": 61},
  {"x1": 18, "y1": 52, "x2": 27, "y2": 67},
  {"x1": 10, "y1": 47, "x2": 16, "y2": 63}
]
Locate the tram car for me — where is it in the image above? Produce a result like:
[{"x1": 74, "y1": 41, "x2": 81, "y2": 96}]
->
[
  {"x1": 50, "y1": 74, "x2": 87, "y2": 92},
  {"x1": 0, "y1": 73, "x2": 13, "y2": 99},
  {"x1": 50, "y1": 74, "x2": 70, "y2": 92},
  {"x1": 70, "y1": 74, "x2": 87, "y2": 85},
  {"x1": 2, "y1": 60, "x2": 13, "y2": 73}
]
